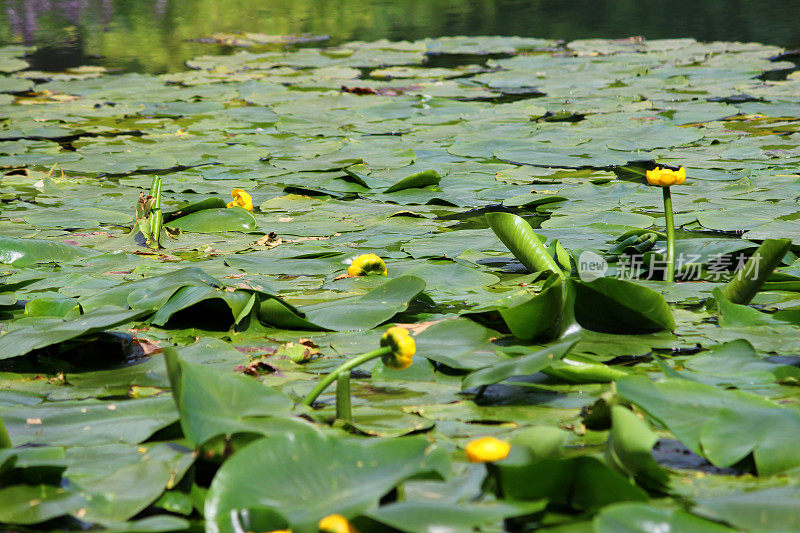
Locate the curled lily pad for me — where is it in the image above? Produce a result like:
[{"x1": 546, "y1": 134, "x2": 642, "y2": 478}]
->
[
  {"x1": 257, "y1": 276, "x2": 425, "y2": 331},
  {"x1": 721, "y1": 238, "x2": 791, "y2": 304},
  {"x1": 571, "y1": 277, "x2": 675, "y2": 333},
  {"x1": 163, "y1": 197, "x2": 227, "y2": 221},
  {"x1": 0, "y1": 306, "x2": 150, "y2": 360},
  {"x1": 497, "y1": 274, "x2": 567, "y2": 341},
  {"x1": 485, "y1": 212, "x2": 563, "y2": 275},
  {"x1": 383, "y1": 169, "x2": 442, "y2": 193}
]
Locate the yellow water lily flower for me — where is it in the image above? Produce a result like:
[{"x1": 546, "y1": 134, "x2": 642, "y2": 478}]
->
[
  {"x1": 465, "y1": 436, "x2": 511, "y2": 463},
  {"x1": 226, "y1": 188, "x2": 253, "y2": 211},
  {"x1": 646, "y1": 166, "x2": 686, "y2": 187},
  {"x1": 379, "y1": 326, "x2": 415, "y2": 370},
  {"x1": 318, "y1": 514, "x2": 356, "y2": 533},
  {"x1": 347, "y1": 253, "x2": 387, "y2": 277}
]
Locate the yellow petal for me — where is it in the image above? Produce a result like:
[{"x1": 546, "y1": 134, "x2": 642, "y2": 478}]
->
[
  {"x1": 465, "y1": 436, "x2": 511, "y2": 463},
  {"x1": 380, "y1": 327, "x2": 415, "y2": 369},
  {"x1": 227, "y1": 188, "x2": 253, "y2": 211},
  {"x1": 675, "y1": 166, "x2": 686, "y2": 184},
  {"x1": 646, "y1": 167, "x2": 660, "y2": 186},
  {"x1": 347, "y1": 253, "x2": 387, "y2": 276},
  {"x1": 319, "y1": 514, "x2": 356, "y2": 533}
]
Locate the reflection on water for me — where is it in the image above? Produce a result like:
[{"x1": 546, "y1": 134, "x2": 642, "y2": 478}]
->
[{"x1": 2, "y1": 0, "x2": 800, "y2": 73}]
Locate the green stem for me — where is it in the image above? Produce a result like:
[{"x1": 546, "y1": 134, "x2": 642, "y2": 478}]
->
[
  {"x1": 303, "y1": 347, "x2": 390, "y2": 406},
  {"x1": 152, "y1": 177, "x2": 162, "y2": 210},
  {"x1": 46, "y1": 162, "x2": 63, "y2": 181},
  {"x1": 150, "y1": 177, "x2": 163, "y2": 248},
  {"x1": 662, "y1": 186, "x2": 676, "y2": 283},
  {"x1": 335, "y1": 372, "x2": 352, "y2": 422},
  {"x1": 0, "y1": 415, "x2": 12, "y2": 449}
]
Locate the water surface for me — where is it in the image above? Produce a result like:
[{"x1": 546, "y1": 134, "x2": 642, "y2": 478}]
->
[{"x1": 2, "y1": 0, "x2": 799, "y2": 73}]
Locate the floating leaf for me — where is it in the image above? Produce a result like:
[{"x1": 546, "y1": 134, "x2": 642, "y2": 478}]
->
[
  {"x1": 494, "y1": 455, "x2": 648, "y2": 511},
  {"x1": 462, "y1": 337, "x2": 579, "y2": 390},
  {"x1": 164, "y1": 349, "x2": 298, "y2": 447},
  {"x1": 205, "y1": 432, "x2": 449, "y2": 533},
  {"x1": 0, "y1": 236, "x2": 96, "y2": 266},
  {"x1": 362, "y1": 500, "x2": 546, "y2": 532},
  {"x1": 0, "y1": 306, "x2": 150, "y2": 359},
  {"x1": 258, "y1": 276, "x2": 425, "y2": 331},
  {"x1": 595, "y1": 503, "x2": 734, "y2": 533},
  {"x1": 166, "y1": 207, "x2": 257, "y2": 233},
  {"x1": 618, "y1": 376, "x2": 800, "y2": 475}
]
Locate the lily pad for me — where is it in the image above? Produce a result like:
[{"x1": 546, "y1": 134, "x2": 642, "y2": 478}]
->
[{"x1": 205, "y1": 431, "x2": 449, "y2": 533}]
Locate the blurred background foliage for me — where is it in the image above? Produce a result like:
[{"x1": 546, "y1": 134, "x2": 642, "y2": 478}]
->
[{"x1": 1, "y1": 0, "x2": 799, "y2": 74}]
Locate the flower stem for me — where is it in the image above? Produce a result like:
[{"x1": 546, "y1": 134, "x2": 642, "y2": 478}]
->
[
  {"x1": 662, "y1": 186, "x2": 676, "y2": 282},
  {"x1": 335, "y1": 372, "x2": 352, "y2": 421},
  {"x1": 303, "y1": 347, "x2": 391, "y2": 406}
]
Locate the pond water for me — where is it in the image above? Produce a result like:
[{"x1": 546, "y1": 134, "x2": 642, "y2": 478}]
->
[{"x1": 1, "y1": 0, "x2": 800, "y2": 74}]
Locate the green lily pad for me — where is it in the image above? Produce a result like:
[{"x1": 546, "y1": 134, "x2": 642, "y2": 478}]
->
[
  {"x1": 166, "y1": 207, "x2": 257, "y2": 232},
  {"x1": 571, "y1": 277, "x2": 675, "y2": 333},
  {"x1": 205, "y1": 431, "x2": 449, "y2": 533}
]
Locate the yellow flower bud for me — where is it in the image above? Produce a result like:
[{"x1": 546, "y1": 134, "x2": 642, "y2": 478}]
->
[
  {"x1": 646, "y1": 166, "x2": 686, "y2": 187},
  {"x1": 465, "y1": 436, "x2": 511, "y2": 463},
  {"x1": 226, "y1": 188, "x2": 253, "y2": 211},
  {"x1": 379, "y1": 326, "x2": 415, "y2": 370},
  {"x1": 347, "y1": 253, "x2": 387, "y2": 277},
  {"x1": 318, "y1": 514, "x2": 356, "y2": 533}
]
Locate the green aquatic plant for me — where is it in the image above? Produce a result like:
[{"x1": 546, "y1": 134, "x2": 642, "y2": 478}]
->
[
  {"x1": 133, "y1": 176, "x2": 164, "y2": 248},
  {"x1": 303, "y1": 327, "x2": 416, "y2": 414},
  {"x1": 1, "y1": 35, "x2": 800, "y2": 533},
  {"x1": 646, "y1": 166, "x2": 686, "y2": 282}
]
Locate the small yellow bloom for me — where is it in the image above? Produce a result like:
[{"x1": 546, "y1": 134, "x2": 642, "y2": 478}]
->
[
  {"x1": 465, "y1": 436, "x2": 511, "y2": 463},
  {"x1": 380, "y1": 326, "x2": 415, "y2": 370},
  {"x1": 646, "y1": 166, "x2": 686, "y2": 187},
  {"x1": 347, "y1": 253, "x2": 387, "y2": 277},
  {"x1": 226, "y1": 188, "x2": 253, "y2": 211},
  {"x1": 318, "y1": 514, "x2": 356, "y2": 533}
]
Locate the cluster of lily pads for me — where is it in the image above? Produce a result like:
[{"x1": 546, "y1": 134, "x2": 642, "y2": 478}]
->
[{"x1": 1, "y1": 34, "x2": 800, "y2": 532}]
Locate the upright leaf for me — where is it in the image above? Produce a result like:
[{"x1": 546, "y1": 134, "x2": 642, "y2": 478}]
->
[
  {"x1": 485, "y1": 212, "x2": 563, "y2": 276},
  {"x1": 571, "y1": 277, "x2": 674, "y2": 333},
  {"x1": 722, "y1": 238, "x2": 791, "y2": 304}
]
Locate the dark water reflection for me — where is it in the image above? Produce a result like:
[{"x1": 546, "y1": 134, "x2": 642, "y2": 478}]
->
[{"x1": 2, "y1": 0, "x2": 800, "y2": 73}]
